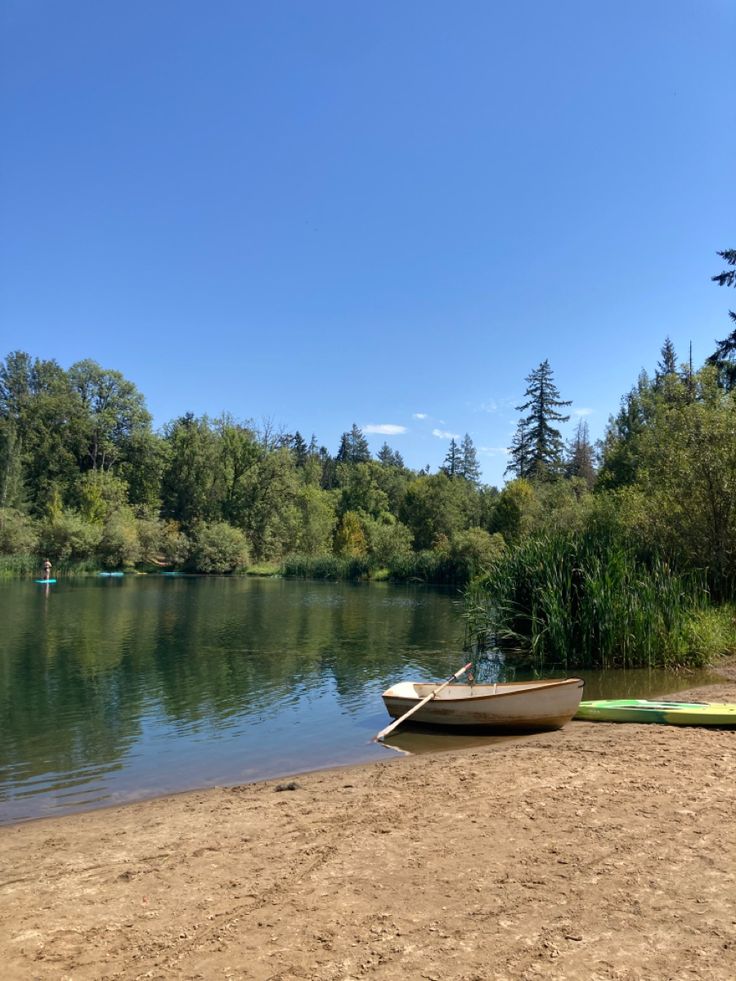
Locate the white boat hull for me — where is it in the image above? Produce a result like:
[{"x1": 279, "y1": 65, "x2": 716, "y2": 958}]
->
[{"x1": 382, "y1": 678, "x2": 584, "y2": 731}]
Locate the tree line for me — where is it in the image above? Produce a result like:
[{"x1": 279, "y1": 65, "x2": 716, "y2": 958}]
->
[{"x1": 1, "y1": 250, "x2": 735, "y2": 588}]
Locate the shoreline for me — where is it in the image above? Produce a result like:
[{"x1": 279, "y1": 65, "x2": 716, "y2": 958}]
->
[{"x1": 2, "y1": 670, "x2": 736, "y2": 979}]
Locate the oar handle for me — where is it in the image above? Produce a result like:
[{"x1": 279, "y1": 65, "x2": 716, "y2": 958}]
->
[{"x1": 376, "y1": 662, "x2": 472, "y2": 742}]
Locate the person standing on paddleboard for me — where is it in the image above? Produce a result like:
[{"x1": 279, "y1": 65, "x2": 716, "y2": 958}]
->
[{"x1": 42, "y1": 558, "x2": 52, "y2": 580}]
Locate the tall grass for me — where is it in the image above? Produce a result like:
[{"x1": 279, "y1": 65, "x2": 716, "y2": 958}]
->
[
  {"x1": 281, "y1": 554, "x2": 373, "y2": 581},
  {"x1": 281, "y1": 551, "x2": 473, "y2": 584},
  {"x1": 0, "y1": 554, "x2": 100, "y2": 578},
  {"x1": 385, "y1": 550, "x2": 470, "y2": 585},
  {"x1": 463, "y1": 533, "x2": 715, "y2": 669},
  {"x1": 0, "y1": 553, "x2": 40, "y2": 578}
]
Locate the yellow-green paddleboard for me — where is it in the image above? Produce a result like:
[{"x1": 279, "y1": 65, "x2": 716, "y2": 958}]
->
[{"x1": 575, "y1": 699, "x2": 736, "y2": 726}]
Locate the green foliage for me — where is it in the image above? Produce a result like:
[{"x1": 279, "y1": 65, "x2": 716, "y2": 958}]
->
[
  {"x1": 76, "y1": 470, "x2": 129, "y2": 523},
  {"x1": 465, "y1": 532, "x2": 711, "y2": 669},
  {"x1": 240, "y1": 448, "x2": 301, "y2": 560},
  {"x1": 293, "y1": 485, "x2": 337, "y2": 555},
  {"x1": 600, "y1": 367, "x2": 736, "y2": 595},
  {"x1": 449, "y1": 527, "x2": 505, "y2": 580},
  {"x1": 363, "y1": 516, "x2": 414, "y2": 566},
  {"x1": 99, "y1": 507, "x2": 142, "y2": 568},
  {"x1": 0, "y1": 553, "x2": 42, "y2": 578},
  {"x1": 67, "y1": 359, "x2": 151, "y2": 473},
  {"x1": 399, "y1": 472, "x2": 477, "y2": 550},
  {"x1": 191, "y1": 522, "x2": 249, "y2": 573},
  {"x1": 0, "y1": 508, "x2": 39, "y2": 555},
  {"x1": 334, "y1": 510, "x2": 368, "y2": 558},
  {"x1": 40, "y1": 510, "x2": 103, "y2": 562},
  {"x1": 281, "y1": 554, "x2": 371, "y2": 580},
  {"x1": 679, "y1": 605, "x2": 736, "y2": 662},
  {"x1": 160, "y1": 413, "x2": 220, "y2": 530},
  {"x1": 488, "y1": 479, "x2": 539, "y2": 542},
  {"x1": 385, "y1": 550, "x2": 465, "y2": 585},
  {"x1": 336, "y1": 462, "x2": 390, "y2": 518}
]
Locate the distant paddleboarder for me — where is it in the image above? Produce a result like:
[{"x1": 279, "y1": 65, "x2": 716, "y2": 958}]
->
[{"x1": 42, "y1": 558, "x2": 52, "y2": 580}]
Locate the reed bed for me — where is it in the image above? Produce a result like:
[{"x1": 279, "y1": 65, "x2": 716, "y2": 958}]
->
[
  {"x1": 280, "y1": 554, "x2": 373, "y2": 581},
  {"x1": 463, "y1": 533, "x2": 717, "y2": 669},
  {"x1": 281, "y1": 551, "x2": 472, "y2": 585},
  {"x1": 0, "y1": 554, "x2": 100, "y2": 578}
]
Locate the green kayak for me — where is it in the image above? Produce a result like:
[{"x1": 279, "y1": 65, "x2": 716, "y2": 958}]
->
[{"x1": 575, "y1": 699, "x2": 736, "y2": 726}]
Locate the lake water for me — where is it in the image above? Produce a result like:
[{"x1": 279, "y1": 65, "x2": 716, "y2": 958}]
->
[{"x1": 0, "y1": 576, "x2": 721, "y2": 824}]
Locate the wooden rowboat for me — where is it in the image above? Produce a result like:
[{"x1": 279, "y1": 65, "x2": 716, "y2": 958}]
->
[{"x1": 381, "y1": 678, "x2": 584, "y2": 732}]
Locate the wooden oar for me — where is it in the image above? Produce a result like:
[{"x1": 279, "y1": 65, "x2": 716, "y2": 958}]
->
[{"x1": 376, "y1": 662, "x2": 472, "y2": 742}]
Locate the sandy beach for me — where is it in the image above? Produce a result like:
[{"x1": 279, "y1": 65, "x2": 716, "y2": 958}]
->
[{"x1": 2, "y1": 672, "x2": 736, "y2": 981}]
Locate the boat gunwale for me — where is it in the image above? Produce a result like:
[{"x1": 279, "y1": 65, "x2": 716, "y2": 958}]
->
[{"x1": 383, "y1": 677, "x2": 584, "y2": 706}]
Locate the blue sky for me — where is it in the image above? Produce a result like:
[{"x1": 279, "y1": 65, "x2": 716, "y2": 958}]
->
[{"x1": 1, "y1": 1, "x2": 734, "y2": 485}]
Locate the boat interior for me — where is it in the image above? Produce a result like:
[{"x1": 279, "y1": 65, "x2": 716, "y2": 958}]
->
[{"x1": 386, "y1": 679, "x2": 582, "y2": 700}]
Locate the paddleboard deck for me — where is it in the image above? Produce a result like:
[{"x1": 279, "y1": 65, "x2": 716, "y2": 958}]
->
[
  {"x1": 34, "y1": 579, "x2": 56, "y2": 584},
  {"x1": 575, "y1": 699, "x2": 736, "y2": 726}
]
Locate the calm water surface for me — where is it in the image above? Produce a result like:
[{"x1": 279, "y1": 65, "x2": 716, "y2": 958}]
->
[{"x1": 0, "y1": 576, "x2": 722, "y2": 824}]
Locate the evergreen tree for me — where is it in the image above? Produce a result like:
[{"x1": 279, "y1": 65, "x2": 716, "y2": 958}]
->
[
  {"x1": 291, "y1": 431, "x2": 308, "y2": 468},
  {"x1": 459, "y1": 433, "x2": 481, "y2": 484},
  {"x1": 441, "y1": 438, "x2": 461, "y2": 478},
  {"x1": 377, "y1": 442, "x2": 392, "y2": 466},
  {"x1": 707, "y1": 249, "x2": 736, "y2": 389},
  {"x1": 513, "y1": 360, "x2": 571, "y2": 478},
  {"x1": 655, "y1": 337, "x2": 685, "y2": 404},
  {"x1": 319, "y1": 446, "x2": 338, "y2": 490},
  {"x1": 565, "y1": 419, "x2": 596, "y2": 488},
  {"x1": 506, "y1": 419, "x2": 531, "y2": 479},
  {"x1": 335, "y1": 424, "x2": 371, "y2": 464},
  {"x1": 656, "y1": 337, "x2": 678, "y2": 380},
  {"x1": 377, "y1": 442, "x2": 404, "y2": 468},
  {"x1": 335, "y1": 433, "x2": 351, "y2": 463}
]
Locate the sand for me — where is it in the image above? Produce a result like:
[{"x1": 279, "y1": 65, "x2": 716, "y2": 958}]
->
[{"x1": 2, "y1": 673, "x2": 736, "y2": 981}]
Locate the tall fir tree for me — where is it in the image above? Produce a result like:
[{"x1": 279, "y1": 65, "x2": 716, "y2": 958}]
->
[
  {"x1": 459, "y1": 433, "x2": 481, "y2": 484},
  {"x1": 654, "y1": 336, "x2": 685, "y2": 403},
  {"x1": 656, "y1": 337, "x2": 678, "y2": 380},
  {"x1": 512, "y1": 359, "x2": 571, "y2": 479},
  {"x1": 441, "y1": 438, "x2": 462, "y2": 478}
]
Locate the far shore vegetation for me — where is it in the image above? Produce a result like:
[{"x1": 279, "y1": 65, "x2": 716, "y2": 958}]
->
[{"x1": 2, "y1": 250, "x2": 736, "y2": 669}]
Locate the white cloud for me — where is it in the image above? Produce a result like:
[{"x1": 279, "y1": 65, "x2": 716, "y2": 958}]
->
[
  {"x1": 412, "y1": 412, "x2": 428, "y2": 420},
  {"x1": 432, "y1": 428, "x2": 460, "y2": 440},
  {"x1": 573, "y1": 407, "x2": 594, "y2": 417},
  {"x1": 480, "y1": 446, "x2": 510, "y2": 456},
  {"x1": 479, "y1": 399, "x2": 498, "y2": 413},
  {"x1": 364, "y1": 423, "x2": 407, "y2": 435}
]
